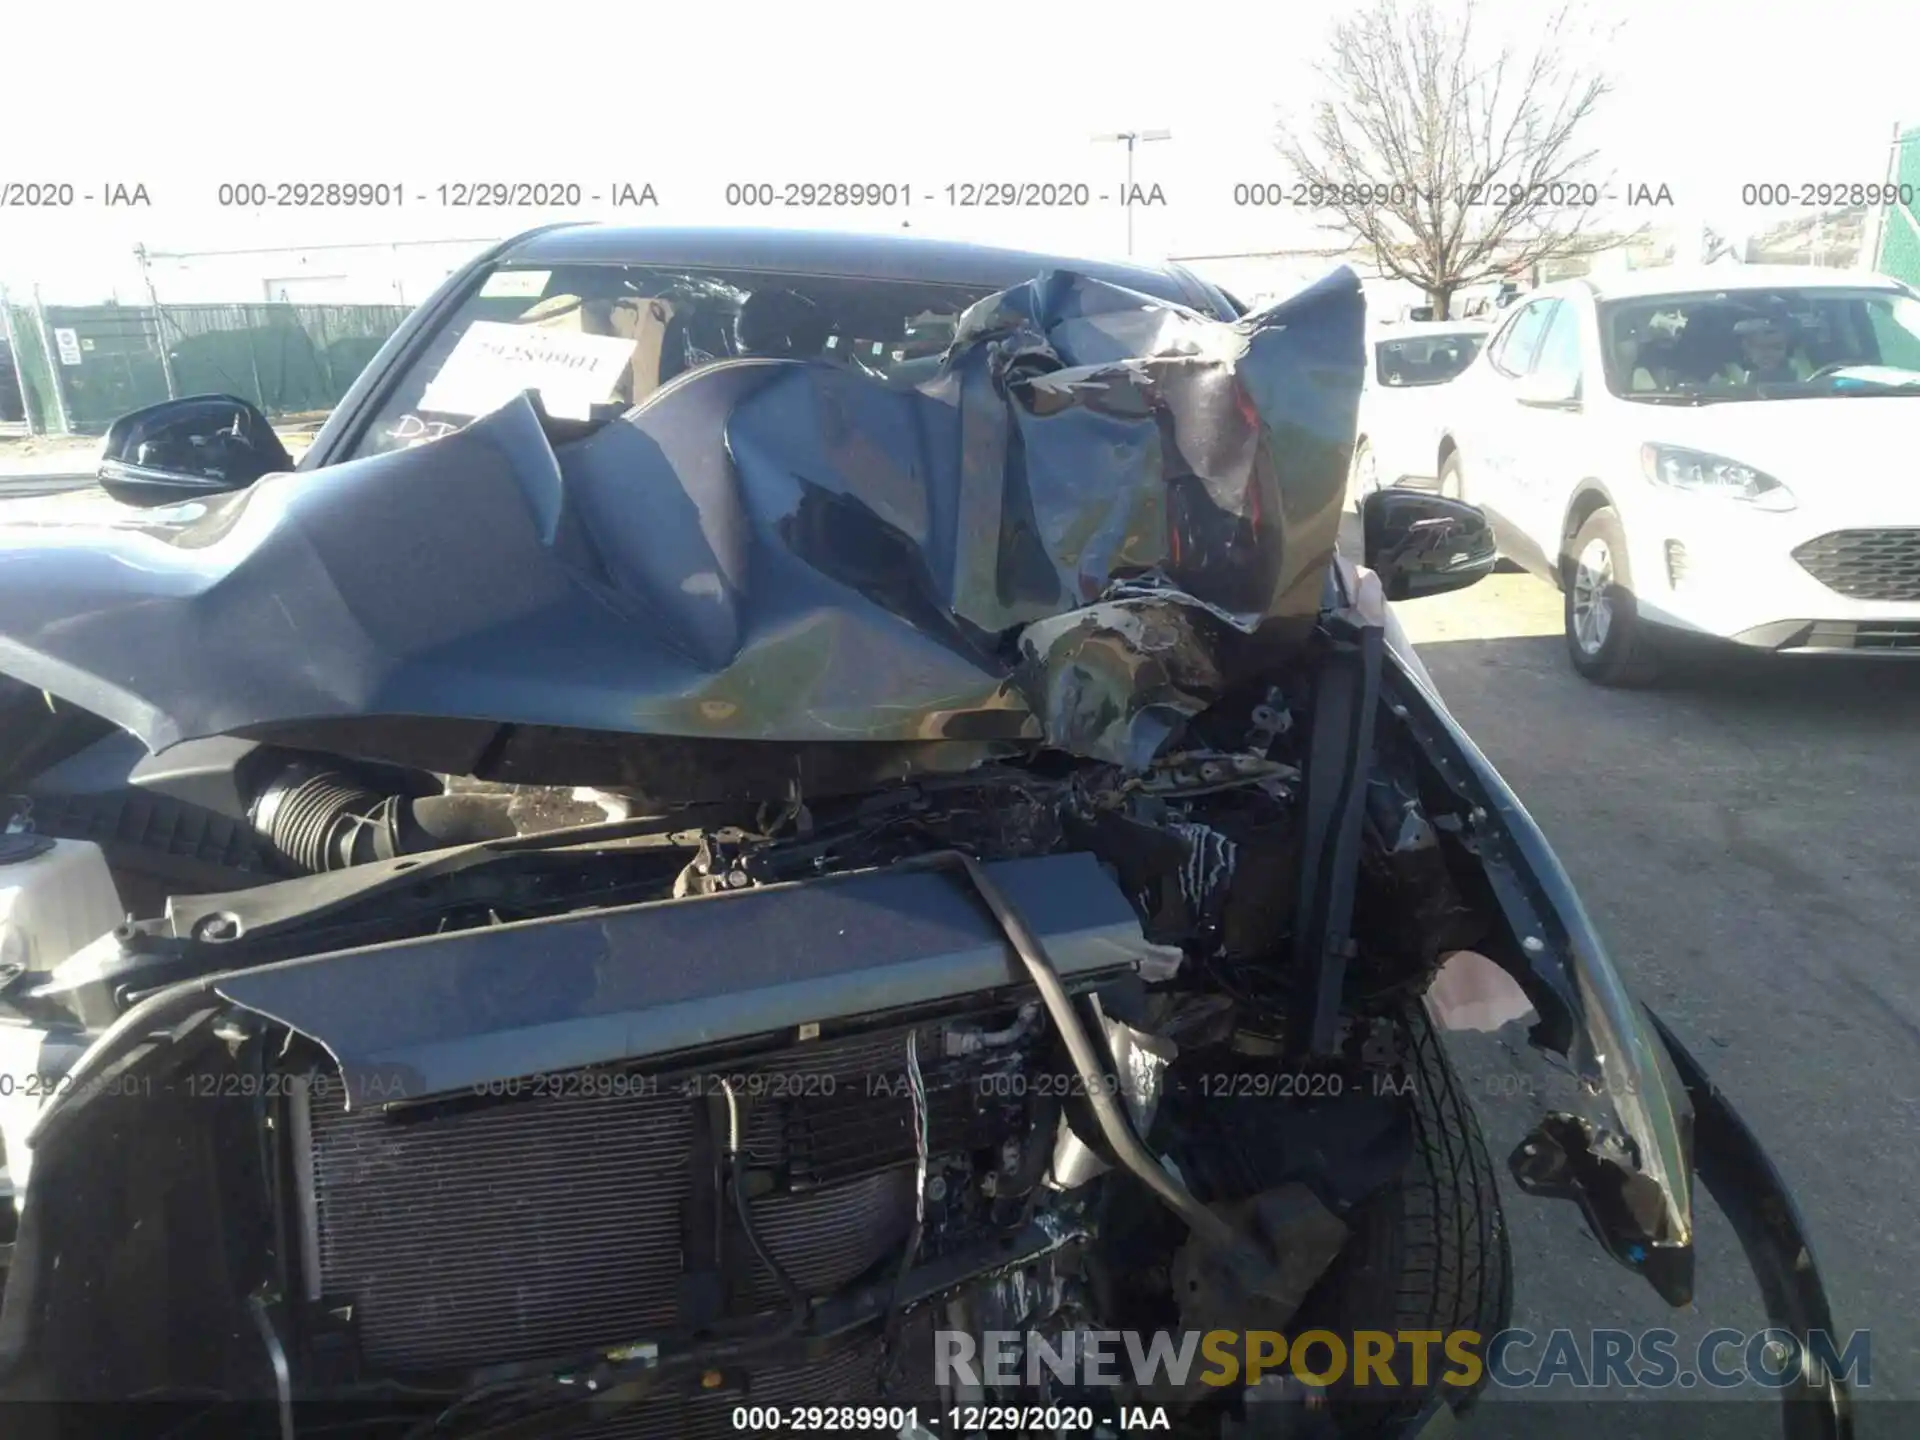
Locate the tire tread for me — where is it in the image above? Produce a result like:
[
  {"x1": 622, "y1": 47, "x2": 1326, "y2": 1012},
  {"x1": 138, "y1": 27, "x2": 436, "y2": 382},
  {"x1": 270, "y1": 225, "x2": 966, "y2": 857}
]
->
[{"x1": 1304, "y1": 1002, "x2": 1513, "y2": 1434}]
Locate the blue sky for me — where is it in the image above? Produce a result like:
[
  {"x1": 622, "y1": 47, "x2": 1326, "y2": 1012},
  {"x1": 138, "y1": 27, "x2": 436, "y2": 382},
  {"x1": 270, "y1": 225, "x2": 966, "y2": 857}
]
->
[{"x1": 2, "y1": 0, "x2": 1912, "y2": 300}]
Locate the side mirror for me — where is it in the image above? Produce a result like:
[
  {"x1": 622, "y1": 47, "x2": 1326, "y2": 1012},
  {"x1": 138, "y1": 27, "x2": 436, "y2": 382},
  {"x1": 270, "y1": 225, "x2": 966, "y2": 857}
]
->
[
  {"x1": 98, "y1": 395, "x2": 293, "y2": 507},
  {"x1": 1516, "y1": 370, "x2": 1581, "y2": 409},
  {"x1": 1361, "y1": 489, "x2": 1498, "y2": 601}
]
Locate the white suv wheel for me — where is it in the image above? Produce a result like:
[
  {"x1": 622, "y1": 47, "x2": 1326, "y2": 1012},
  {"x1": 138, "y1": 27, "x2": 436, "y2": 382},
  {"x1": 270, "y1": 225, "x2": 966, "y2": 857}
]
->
[{"x1": 1569, "y1": 536, "x2": 1614, "y2": 655}]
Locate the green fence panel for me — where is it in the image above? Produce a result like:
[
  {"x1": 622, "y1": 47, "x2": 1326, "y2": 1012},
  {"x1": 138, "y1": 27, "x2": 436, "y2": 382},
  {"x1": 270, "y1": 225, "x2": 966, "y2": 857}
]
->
[
  {"x1": 39, "y1": 302, "x2": 411, "y2": 434},
  {"x1": 1877, "y1": 125, "x2": 1920, "y2": 288},
  {"x1": 50, "y1": 307, "x2": 165, "y2": 432}
]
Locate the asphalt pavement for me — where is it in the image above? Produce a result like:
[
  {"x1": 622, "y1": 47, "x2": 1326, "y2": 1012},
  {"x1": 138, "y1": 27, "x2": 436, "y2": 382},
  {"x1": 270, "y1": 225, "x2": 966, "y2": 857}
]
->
[
  {"x1": 0, "y1": 453, "x2": 97, "y2": 498},
  {"x1": 0, "y1": 477, "x2": 95, "y2": 501},
  {"x1": 1388, "y1": 558, "x2": 1920, "y2": 1437}
]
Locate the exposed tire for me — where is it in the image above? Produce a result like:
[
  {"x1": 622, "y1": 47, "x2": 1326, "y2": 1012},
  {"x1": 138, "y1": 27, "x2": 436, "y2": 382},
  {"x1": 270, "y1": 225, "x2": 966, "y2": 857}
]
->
[
  {"x1": 1436, "y1": 449, "x2": 1465, "y2": 502},
  {"x1": 1563, "y1": 505, "x2": 1663, "y2": 686},
  {"x1": 1291, "y1": 1001, "x2": 1512, "y2": 1434}
]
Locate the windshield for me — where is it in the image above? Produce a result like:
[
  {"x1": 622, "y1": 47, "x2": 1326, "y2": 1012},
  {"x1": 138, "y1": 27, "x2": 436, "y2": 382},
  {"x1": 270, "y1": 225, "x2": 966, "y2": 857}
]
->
[
  {"x1": 1597, "y1": 287, "x2": 1920, "y2": 403},
  {"x1": 1373, "y1": 331, "x2": 1485, "y2": 387},
  {"x1": 345, "y1": 262, "x2": 998, "y2": 460}
]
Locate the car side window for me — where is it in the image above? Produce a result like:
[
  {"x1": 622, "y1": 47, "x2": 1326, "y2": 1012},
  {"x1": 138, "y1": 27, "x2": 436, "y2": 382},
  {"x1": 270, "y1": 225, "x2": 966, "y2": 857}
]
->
[
  {"x1": 1867, "y1": 296, "x2": 1920, "y2": 370},
  {"x1": 1487, "y1": 299, "x2": 1557, "y2": 378},
  {"x1": 1530, "y1": 303, "x2": 1585, "y2": 392}
]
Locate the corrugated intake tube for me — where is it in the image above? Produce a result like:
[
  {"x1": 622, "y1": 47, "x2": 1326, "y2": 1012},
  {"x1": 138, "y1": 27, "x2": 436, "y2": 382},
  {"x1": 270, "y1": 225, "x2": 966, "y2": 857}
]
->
[{"x1": 248, "y1": 763, "x2": 519, "y2": 873}]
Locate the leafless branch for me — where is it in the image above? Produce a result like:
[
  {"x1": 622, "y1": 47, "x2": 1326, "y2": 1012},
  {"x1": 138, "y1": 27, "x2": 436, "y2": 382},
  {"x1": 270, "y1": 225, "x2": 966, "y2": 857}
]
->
[{"x1": 1275, "y1": 0, "x2": 1625, "y2": 316}]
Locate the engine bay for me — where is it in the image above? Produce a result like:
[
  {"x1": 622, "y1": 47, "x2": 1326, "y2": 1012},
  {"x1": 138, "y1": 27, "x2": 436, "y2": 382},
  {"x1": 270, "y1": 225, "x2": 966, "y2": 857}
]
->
[{"x1": 0, "y1": 644, "x2": 1524, "y2": 1439}]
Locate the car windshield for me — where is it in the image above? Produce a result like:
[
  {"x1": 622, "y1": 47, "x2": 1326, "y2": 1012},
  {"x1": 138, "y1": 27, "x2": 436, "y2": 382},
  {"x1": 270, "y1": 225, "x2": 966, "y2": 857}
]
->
[
  {"x1": 1597, "y1": 287, "x2": 1920, "y2": 403},
  {"x1": 1373, "y1": 331, "x2": 1484, "y2": 387},
  {"x1": 345, "y1": 262, "x2": 998, "y2": 460}
]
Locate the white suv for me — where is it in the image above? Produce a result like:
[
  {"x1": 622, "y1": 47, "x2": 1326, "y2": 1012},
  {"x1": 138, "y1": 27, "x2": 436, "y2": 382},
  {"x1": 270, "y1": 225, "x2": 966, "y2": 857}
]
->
[
  {"x1": 1434, "y1": 266, "x2": 1920, "y2": 683},
  {"x1": 1348, "y1": 320, "x2": 1490, "y2": 506}
]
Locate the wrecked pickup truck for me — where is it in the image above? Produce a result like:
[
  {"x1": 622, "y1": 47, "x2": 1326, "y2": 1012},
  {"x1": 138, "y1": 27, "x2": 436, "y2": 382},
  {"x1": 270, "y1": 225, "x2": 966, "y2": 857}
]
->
[{"x1": 0, "y1": 226, "x2": 1849, "y2": 1439}]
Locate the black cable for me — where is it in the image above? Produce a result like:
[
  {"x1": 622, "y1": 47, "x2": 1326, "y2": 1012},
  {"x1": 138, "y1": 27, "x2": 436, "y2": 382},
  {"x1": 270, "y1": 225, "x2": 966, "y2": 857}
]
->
[
  {"x1": 408, "y1": 1219, "x2": 1080, "y2": 1439},
  {"x1": 903, "y1": 850, "x2": 1243, "y2": 1255},
  {"x1": 407, "y1": 1372, "x2": 665, "y2": 1440},
  {"x1": 719, "y1": 1079, "x2": 809, "y2": 1329}
]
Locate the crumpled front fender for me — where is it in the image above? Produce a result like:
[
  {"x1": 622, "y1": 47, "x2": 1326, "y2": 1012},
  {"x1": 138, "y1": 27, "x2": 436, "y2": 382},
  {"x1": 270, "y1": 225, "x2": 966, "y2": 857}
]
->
[
  {"x1": 1379, "y1": 637, "x2": 1851, "y2": 1439},
  {"x1": 1383, "y1": 637, "x2": 1695, "y2": 1293}
]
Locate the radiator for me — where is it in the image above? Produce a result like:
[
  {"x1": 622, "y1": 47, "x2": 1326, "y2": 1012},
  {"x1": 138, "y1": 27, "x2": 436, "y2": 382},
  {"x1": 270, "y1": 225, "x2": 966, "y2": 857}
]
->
[{"x1": 295, "y1": 1024, "x2": 1023, "y2": 1373}]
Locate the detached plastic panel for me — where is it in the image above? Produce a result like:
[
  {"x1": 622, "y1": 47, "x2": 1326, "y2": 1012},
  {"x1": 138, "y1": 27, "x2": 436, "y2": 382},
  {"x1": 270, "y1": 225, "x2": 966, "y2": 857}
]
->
[{"x1": 216, "y1": 850, "x2": 1160, "y2": 1109}]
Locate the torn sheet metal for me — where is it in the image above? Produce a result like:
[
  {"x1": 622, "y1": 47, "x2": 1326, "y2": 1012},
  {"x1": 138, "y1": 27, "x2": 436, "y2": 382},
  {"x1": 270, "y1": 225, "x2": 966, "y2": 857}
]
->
[
  {"x1": 1014, "y1": 591, "x2": 1230, "y2": 769},
  {"x1": 0, "y1": 268, "x2": 1363, "y2": 774}
]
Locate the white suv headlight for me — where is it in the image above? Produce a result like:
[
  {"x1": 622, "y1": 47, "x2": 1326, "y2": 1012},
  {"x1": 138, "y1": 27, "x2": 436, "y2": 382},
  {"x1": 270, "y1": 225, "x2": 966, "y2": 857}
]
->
[{"x1": 1640, "y1": 444, "x2": 1796, "y2": 511}]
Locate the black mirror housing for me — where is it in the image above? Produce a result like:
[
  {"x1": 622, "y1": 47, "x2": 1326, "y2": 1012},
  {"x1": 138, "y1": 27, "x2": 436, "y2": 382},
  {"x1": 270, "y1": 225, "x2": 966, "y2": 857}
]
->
[
  {"x1": 98, "y1": 395, "x2": 293, "y2": 507},
  {"x1": 1360, "y1": 489, "x2": 1498, "y2": 601}
]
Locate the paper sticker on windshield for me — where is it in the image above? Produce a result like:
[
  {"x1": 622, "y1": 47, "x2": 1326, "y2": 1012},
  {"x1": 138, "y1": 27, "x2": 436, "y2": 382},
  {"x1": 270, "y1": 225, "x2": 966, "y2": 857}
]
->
[
  {"x1": 417, "y1": 321, "x2": 635, "y2": 422},
  {"x1": 479, "y1": 269, "x2": 550, "y2": 299}
]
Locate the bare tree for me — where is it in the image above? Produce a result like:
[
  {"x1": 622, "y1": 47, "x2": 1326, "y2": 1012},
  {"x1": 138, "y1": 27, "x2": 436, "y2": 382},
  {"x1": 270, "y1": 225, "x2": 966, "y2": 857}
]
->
[{"x1": 1276, "y1": 0, "x2": 1625, "y2": 318}]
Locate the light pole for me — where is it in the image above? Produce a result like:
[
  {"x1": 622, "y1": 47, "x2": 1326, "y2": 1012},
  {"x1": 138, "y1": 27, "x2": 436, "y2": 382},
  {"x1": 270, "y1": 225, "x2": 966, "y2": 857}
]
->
[
  {"x1": 134, "y1": 243, "x2": 179, "y2": 401},
  {"x1": 1093, "y1": 129, "x2": 1171, "y2": 256}
]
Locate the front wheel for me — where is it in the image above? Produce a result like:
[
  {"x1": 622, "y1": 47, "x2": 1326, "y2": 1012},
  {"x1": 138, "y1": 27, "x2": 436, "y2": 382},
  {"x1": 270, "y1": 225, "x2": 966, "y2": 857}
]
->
[
  {"x1": 1437, "y1": 449, "x2": 1466, "y2": 502},
  {"x1": 1290, "y1": 1001, "x2": 1512, "y2": 1435},
  {"x1": 1564, "y1": 506, "x2": 1662, "y2": 685}
]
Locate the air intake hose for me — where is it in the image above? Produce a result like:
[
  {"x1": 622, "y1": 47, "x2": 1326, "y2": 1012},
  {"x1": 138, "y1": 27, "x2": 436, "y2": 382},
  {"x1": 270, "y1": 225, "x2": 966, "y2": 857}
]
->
[{"x1": 249, "y1": 763, "x2": 519, "y2": 873}]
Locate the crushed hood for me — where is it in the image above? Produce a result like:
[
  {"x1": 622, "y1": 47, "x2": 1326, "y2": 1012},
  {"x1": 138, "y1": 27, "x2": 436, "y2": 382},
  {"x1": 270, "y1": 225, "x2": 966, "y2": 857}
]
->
[{"x1": 0, "y1": 267, "x2": 1363, "y2": 773}]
